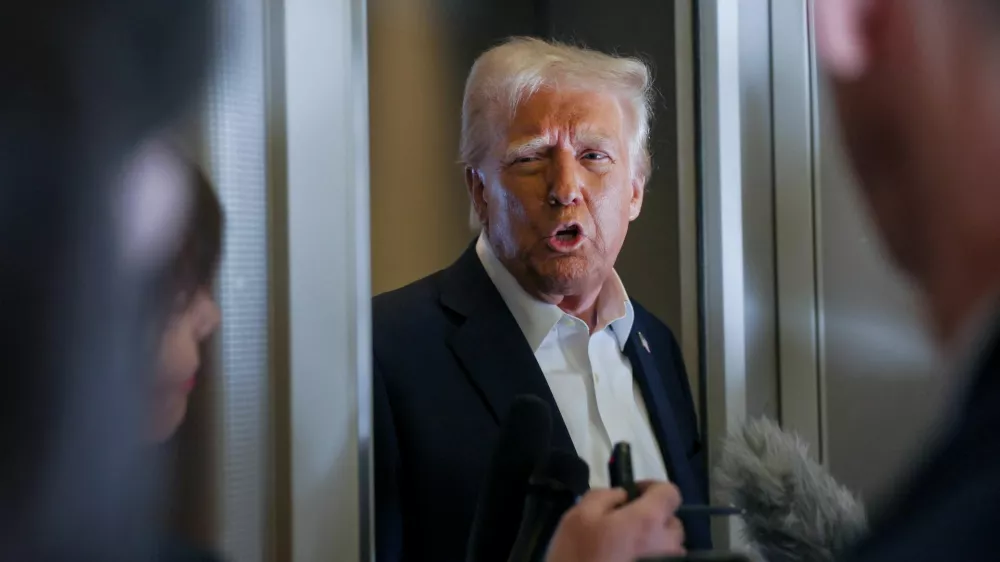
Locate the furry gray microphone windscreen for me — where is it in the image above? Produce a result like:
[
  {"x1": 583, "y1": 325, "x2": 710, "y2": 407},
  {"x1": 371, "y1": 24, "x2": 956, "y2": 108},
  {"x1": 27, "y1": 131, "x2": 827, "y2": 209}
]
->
[{"x1": 713, "y1": 418, "x2": 868, "y2": 562}]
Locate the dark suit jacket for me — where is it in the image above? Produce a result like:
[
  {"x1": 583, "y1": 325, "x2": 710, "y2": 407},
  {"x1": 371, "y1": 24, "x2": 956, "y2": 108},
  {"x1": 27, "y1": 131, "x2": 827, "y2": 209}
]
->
[
  {"x1": 844, "y1": 316, "x2": 1000, "y2": 561},
  {"x1": 373, "y1": 243, "x2": 710, "y2": 562}
]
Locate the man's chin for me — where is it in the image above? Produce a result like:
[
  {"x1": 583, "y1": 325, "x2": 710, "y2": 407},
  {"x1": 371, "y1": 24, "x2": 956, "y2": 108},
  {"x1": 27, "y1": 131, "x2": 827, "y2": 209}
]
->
[{"x1": 533, "y1": 257, "x2": 596, "y2": 295}]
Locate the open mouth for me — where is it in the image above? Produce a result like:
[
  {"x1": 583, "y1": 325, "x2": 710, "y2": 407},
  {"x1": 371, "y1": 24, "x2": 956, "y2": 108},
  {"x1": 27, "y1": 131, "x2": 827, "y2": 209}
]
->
[{"x1": 547, "y1": 223, "x2": 585, "y2": 252}]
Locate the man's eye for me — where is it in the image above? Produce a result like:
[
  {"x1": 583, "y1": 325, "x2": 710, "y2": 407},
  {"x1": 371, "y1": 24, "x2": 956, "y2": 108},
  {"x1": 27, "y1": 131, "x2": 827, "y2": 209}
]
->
[
  {"x1": 582, "y1": 152, "x2": 607, "y2": 161},
  {"x1": 513, "y1": 156, "x2": 539, "y2": 164}
]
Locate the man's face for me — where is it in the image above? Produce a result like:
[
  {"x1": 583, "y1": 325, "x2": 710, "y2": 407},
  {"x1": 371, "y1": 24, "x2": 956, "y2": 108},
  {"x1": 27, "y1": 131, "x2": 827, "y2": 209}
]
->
[{"x1": 467, "y1": 89, "x2": 644, "y2": 300}]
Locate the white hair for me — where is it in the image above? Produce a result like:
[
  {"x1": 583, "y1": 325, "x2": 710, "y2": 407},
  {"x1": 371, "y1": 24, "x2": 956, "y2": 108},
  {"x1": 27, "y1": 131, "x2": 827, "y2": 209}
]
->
[{"x1": 460, "y1": 37, "x2": 655, "y2": 230}]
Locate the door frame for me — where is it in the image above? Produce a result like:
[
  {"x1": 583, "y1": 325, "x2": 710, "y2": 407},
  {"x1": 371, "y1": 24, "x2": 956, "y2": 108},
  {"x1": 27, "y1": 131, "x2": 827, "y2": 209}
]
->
[{"x1": 271, "y1": 0, "x2": 374, "y2": 559}]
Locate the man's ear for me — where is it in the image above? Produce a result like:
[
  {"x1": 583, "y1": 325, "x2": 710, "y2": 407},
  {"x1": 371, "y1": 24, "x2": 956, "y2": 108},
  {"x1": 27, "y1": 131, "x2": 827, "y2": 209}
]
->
[
  {"x1": 629, "y1": 176, "x2": 645, "y2": 222},
  {"x1": 465, "y1": 167, "x2": 488, "y2": 225},
  {"x1": 815, "y1": 0, "x2": 872, "y2": 79}
]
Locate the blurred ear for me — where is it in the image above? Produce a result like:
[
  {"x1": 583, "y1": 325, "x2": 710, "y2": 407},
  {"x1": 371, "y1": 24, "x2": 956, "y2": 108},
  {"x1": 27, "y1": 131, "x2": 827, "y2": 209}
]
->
[{"x1": 815, "y1": 0, "x2": 872, "y2": 79}]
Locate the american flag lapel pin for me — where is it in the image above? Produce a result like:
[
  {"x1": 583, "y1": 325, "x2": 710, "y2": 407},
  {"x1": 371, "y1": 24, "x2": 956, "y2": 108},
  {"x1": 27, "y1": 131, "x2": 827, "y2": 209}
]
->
[{"x1": 638, "y1": 332, "x2": 650, "y2": 354}]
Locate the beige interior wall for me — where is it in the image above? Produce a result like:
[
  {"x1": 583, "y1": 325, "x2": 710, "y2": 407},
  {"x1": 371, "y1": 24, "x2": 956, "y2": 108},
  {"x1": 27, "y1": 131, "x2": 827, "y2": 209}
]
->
[{"x1": 368, "y1": 0, "x2": 471, "y2": 295}]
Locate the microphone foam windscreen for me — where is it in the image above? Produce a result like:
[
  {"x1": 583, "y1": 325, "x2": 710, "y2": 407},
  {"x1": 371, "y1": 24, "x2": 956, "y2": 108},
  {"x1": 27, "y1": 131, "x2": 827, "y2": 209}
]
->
[
  {"x1": 466, "y1": 395, "x2": 553, "y2": 562},
  {"x1": 713, "y1": 417, "x2": 867, "y2": 562}
]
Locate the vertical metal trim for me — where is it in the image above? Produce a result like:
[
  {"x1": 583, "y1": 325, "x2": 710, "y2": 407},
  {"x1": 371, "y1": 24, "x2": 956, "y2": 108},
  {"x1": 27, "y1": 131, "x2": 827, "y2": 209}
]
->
[
  {"x1": 203, "y1": 0, "x2": 271, "y2": 558},
  {"x1": 351, "y1": 0, "x2": 374, "y2": 558},
  {"x1": 738, "y1": 0, "x2": 779, "y2": 425},
  {"x1": 675, "y1": 0, "x2": 702, "y2": 425},
  {"x1": 767, "y1": 0, "x2": 782, "y2": 424},
  {"x1": 692, "y1": 0, "x2": 710, "y2": 453},
  {"x1": 282, "y1": 0, "x2": 371, "y2": 559},
  {"x1": 263, "y1": 0, "x2": 290, "y2": 557},
  {"x1": 770, "y1": 0, "x2": 823, "y2": 456},
  {"x1": 698, "y1": 0, "x2": 746, "y2": 549},
  {"x1": 806, "y1": 0, "x2": 830, "y2": 465}
]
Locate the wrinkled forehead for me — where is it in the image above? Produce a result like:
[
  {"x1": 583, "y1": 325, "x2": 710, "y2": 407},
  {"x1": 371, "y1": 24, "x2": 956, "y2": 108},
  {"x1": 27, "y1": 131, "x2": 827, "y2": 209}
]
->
[{"x1": 494, "y1": 88, "x2": 628, "y2": 154}]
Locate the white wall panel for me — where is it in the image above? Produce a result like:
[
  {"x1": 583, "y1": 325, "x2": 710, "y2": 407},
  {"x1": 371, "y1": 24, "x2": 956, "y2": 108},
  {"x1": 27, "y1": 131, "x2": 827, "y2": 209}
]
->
[{"x1": 283, "y1": 0, "x2": 373, "y2": 559}]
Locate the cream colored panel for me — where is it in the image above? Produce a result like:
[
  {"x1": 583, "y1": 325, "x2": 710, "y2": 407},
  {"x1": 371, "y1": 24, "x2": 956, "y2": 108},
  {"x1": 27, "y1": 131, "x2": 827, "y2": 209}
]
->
[{"x1": 368, "y1": 0, "x2": 470, "y2": 295}]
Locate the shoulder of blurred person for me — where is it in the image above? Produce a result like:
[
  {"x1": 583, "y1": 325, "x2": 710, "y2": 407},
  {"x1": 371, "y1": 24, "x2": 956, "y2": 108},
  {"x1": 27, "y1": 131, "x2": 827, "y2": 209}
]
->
[
  {"x1": 842, "y1": 319, "x2": 1000, "y2": 561},
  {"x1": 814, "y1": 0, "x2": 1000, "y2": 560}
]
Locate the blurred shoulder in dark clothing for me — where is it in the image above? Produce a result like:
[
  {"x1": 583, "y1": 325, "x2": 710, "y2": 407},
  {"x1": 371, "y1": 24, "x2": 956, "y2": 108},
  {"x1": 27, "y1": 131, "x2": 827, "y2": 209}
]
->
[{"x1": 844, "y1": 315, "x2": 1000, "y2": 561}]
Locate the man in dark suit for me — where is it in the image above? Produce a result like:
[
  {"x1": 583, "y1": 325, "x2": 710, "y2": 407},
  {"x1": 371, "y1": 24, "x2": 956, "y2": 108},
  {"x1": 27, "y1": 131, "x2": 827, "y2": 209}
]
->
[
  {"x1": 373, "y1": 37, "x2": 707, "y2": 562},
  {"x1": 815, "y1": 0, "x2": 1000, "y2": 559}
]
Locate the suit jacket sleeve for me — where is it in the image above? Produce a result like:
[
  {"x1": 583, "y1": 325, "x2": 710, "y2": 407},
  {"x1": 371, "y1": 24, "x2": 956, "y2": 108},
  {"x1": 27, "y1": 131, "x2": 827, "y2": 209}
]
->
[{"x1": 374, "y1": 356, "x2": 403, "y2": 562}]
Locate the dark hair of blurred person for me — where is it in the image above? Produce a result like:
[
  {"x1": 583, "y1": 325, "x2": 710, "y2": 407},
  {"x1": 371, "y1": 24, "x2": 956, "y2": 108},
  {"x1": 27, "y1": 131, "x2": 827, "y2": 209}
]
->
[{"x1": 0, "y1": 1, "x2": 214, "y2": 560}]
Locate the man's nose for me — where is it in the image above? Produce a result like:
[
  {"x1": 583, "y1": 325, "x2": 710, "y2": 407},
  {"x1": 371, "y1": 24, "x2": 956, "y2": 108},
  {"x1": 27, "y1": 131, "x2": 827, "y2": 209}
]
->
[{"x1": 547, "y1": 152, "x2": 583, "y2": 207}]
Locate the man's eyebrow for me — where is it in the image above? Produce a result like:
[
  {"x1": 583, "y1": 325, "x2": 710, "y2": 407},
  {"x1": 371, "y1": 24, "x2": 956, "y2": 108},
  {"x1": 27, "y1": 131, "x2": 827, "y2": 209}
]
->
[
  {"x1": 502, "y1": 131, "x2": 618, "y2": 161},
  {"x1": 574, "y1": 131, "x2": 616, "y2": 150},
  {"x1": 503, "y1": 135, "x2": 552, "y2": 161}
]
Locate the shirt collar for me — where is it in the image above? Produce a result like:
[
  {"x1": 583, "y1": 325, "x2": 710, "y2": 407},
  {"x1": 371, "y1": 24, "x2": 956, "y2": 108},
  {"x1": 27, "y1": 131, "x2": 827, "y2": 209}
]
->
[{"x1": 475, "y1": 232, "x2": 634, "y2": 351}]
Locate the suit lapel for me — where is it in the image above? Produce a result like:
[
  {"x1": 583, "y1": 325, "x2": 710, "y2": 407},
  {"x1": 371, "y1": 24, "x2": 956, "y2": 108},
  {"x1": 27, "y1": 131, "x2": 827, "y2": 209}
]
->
[
  {"x1": 624, "y1": 320, "x2": 700, "y2": 503},
  {"x1": 440, "y1": 244, "x2": 576, "y2": 455}
]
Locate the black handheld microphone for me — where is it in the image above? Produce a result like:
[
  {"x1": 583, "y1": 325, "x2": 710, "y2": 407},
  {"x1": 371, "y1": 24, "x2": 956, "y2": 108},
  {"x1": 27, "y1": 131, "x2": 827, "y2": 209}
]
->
[
  {"x1": 610, "y1": 441, "x2": 744, "y2": 517},
  {"x1": 466, "y1": 395, "x2": 553, "y2": 562},
  {"x1": 609, "y1": 441, "x2": 640, "y2": 502},
  {"x1": 506, "y1": 449, "x2": 590, "y2": 562},
  {"x1": 612, "y1": 442, "x2": 751, "y2": 562}
]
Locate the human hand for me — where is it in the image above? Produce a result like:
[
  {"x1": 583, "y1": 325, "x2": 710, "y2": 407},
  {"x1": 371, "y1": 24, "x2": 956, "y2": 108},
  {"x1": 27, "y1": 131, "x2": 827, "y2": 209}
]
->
[{"x1": 545, "y1": 481, "x2": 685, "y2": 562}]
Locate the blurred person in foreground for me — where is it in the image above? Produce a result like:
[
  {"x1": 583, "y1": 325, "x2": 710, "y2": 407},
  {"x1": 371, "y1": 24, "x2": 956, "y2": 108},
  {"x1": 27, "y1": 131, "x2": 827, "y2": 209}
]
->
[
  {"x1": 0, "y1": 0, "x2": 212, "y2": 559},
  {"x1": 373, "y1": 37, "x2": 705, "y2": 561},
  {"x1": 816, "y1": 0, "x2": 1000, "y2": 559}
]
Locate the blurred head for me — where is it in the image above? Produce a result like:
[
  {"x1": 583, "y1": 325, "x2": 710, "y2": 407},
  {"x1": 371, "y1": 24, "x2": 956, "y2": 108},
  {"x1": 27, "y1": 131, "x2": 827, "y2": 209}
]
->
[
  {"x1": 815, "y1": 0, "x2": 1000, "y2": 343},
  {"x1": 150, "y1": 158, "x2": 223, "y2": 443},
  {"x1": 461, "y1": 37, "x2": 652, "y2": 304}
]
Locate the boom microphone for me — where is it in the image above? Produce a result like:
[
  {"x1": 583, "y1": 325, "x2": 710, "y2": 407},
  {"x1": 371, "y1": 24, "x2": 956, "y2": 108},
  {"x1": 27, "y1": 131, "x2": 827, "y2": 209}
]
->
[
  {"x1": 713, "y1": 418, "x2": 868, "y2": 562},
  {"x1": 506, "y1": 449, "x2": 591, "y2": 562},
  {"x1": 466, "y1": 395, "x2": 554, "y2": 562}
]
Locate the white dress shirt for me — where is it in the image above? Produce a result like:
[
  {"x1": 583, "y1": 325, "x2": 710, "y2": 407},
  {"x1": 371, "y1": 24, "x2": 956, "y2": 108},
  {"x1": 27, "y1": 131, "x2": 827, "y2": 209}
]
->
[{"x1": 476, "y1": 233, "x2": 669, "y2": 487}]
